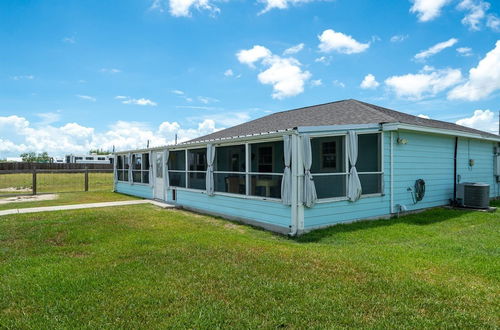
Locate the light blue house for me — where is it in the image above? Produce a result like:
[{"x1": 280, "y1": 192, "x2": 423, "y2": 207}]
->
[{"x1": 114, "y1": 100, "x2": 500, "y2": 235}]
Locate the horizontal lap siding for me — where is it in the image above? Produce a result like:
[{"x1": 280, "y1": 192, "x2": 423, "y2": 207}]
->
[
  {"x1": 457, "y1": 138, "x2": 499, "y2": 197},
  {"x1": 393, "y1": 131, "x2": 455, "y2": 211},
  {"x1": 116, "y1": 182, "x2": 153, "y2": 199},
  {"x1": 304, "y1": 132, "x2": 391, "y2": 229},
  {"x1": 174, "y1": 189, "x2": 291, "y2": 228}
]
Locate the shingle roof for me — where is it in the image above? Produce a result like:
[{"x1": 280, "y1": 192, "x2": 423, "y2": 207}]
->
[{"x1": 186, "y1": 99, "x2": 498, "y2": 143}]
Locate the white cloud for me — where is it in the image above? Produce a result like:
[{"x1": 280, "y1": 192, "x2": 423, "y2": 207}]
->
[
  {"x1": 456, "y1": 109, "x2": 497, "y2": 133},
  {"x1": 458, "y1": 0, "x2": 489, "y2": 30},
  {"x1": 0, "y1": 114, "x2": 223, "y2": 157},
  {"x1": 332, "y1": 80, "x2": 345, "y2": 88},
  {"x1": 414, "y1": 38, "x2": 458, "y2": 60},
  {"x1": 258, "y1": 0, "x2": 314, "y2": 14},
  {"x1": 311, "y1": 79, "x2": 322, "y2": 86},
  {"x1": 150, "y1": 0, "x2": 219, "y2": 17},
  {"x1": 360, "y1": 74, "x2": 380, "y2": 89},
  {"x1": 318, "y1": 29, "x2": 370, "y2": 54},
  {"x1": 410, "y1": 0, "x2": 450, "y2": 22},
  {"x1": 11, "y1": 75, "x2": 34, "y2": 80},
  {"x1": 100, "y1": 68, "x2": 121, "y2": 74},
  {"x1": 390, "y1": 34, "x2": 409, "y2": 43},
  {"x1": 487, "y1": 14, "x2": 500, "y2": 31},
  {"x1": 236, "y1": 45, "x2": 272, "y2": 67},
  {"x1": 457, "y1": 47, "x2": 473, "y2": 56},
  {"x1": 385, "y1": 67, "x2": 462, "y2": 100},
  {"x1": 258, "y1": 56, "x2": 311, "y2": 99},
  {"x1": 197, "y1": 96, "x2": 219, "y2": 104},
  {"x1": 448, "y1": 41, "x2": 500, "y2": 101},
  {"x1": 171, "y1": 90, "x2": 185, "y2": 95},
  {"x1": 283, "y1": 43, "x2": 304, "y2": 55},
  {"x1": 417, "y1": 114, "x2": 430, "y2": 119},
  {"x1": 116, "y1": 96, "x2": 157, "y2": 106},
  {"x1": 36, "y1": 112, "x2": 61, "y2": 126},
  {"x1": 76, "y1": 95, "x2": 96, "y2": 102},
  {"x1": 237, "y1": 45, "x2": 311, "y2": 99},
  {"x1": 224, "y1": 69, "x2": 234, "y2": 77}
]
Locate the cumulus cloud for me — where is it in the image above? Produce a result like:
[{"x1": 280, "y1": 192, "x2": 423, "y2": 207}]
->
[
  {"x1": 11, "y1": 75, "x2": 34, "y2": 80},
  {"x1": 488, "y1": 14, "x2": 500, "y2": 31},
  {"x1": 458, "y1": 0, "x2": 488, "y2": 30},
  {"x1": 150, "y1": 0, "x2": 219, "y2": 17},
  {"x1": 414, "y1": 38, "x2": 458, "y2": 60},
  {"x1": 311, "y1": 79, "x2": 322, "y2": 86},
  {"x1": 0, "y1": 115, "x2": 221, "y2": 157},
  {"x1": 100, "y1": 68, "x2": 121, "y2": 74},
  {"x1": 360, "y1": 74, "x2": 380, "y2": 89},
  {"x1": 116, "y1": 96, "x2": 157, "y2": 106},
  {"x1": 237, "y1": 45, "x2": 272, "y2": 67},
  {"x1": 385, "y1": 66, "x2": 462, "y2": 100},
  {"x1": 318, "y1": 29, "x2": 370, "y2": 54},
  {"x1": 448, "y1": 41, "x2": 500, "y2": 101},
  {"x1": 410, "y1": 0, "x2": 450, "y2": 22},
  {"x1": 237, "y1": 45, "x2": 311, "y2": 99},
  {"x1": 283, "y1": 43, "x2": 305, "y2": 55},
  {"x1": 224, "y1": 69, "x2": 234, "y2": 77},
  {"x1": 456, "y1": 109, "x2": 497, "y2": 133},
  {"x1": 258, "y1": 0, "x2": 315, "y2": 14}
]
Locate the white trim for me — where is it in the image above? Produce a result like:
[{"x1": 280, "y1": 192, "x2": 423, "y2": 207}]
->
[
  {"x1": 316, "y1": 192, "x2": 383, "y2": 204},
  {"x1": 169, "y1": 186, "x2": 283, "y2": 203},
  {"x1": 382, "y1": 123, "x2": 500, "y2": 142},
  {"x1": 297, "y1": 124, "x2": 380, "y2": 133}
]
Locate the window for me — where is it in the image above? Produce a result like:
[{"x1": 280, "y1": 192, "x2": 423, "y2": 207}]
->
[
  {"x1": 357, "y1": 133, "x2": 382, "y2": 194},
  {"x1": 116, "y1": 155, "x2": 129, "y2": 182},
  {"x1": 188, "y1": 148, "x2": 206, "y2": 190},
  {"x1": 168, "y1": 150, "x2": 186, "y2": 188},
  {"x1": 214, "y1": 145, "x2": 246, "y2": 194},
  {"x1": 311, "y1": 136, "x2": 346, "y2": 199},
  {"x1": 97, "y1": 157, "x2": 105, "y2": 161},
  {"x1": 75, "y1": 157, "x2": 83, "y2": 160},
  {"x1": 250, "y1": 141, "x2": 284, "y2": 199},
  {"x1": 86, "y1": 157, "x2": 93, "y2": 160},
  {"x1": 131, "y1": 153, "x2": 150, "y2": 184}
]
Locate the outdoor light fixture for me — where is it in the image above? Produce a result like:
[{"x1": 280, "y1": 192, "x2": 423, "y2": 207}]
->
[{"x1": 397, "y1": 137, "x2": 408, "y2": 144}]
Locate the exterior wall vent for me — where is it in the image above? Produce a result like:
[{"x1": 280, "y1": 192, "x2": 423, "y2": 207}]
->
[{"x1": 456, "y1": 183, "x2": 490, "y2": 209}]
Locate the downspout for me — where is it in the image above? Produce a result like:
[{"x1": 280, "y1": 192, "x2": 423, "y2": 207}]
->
[
  {"x1": 390, "y1": 131, "x2": 394, "y2": 214},
  {"x1": 453, "y1": 136, "x2": 458, "y2": 204}
]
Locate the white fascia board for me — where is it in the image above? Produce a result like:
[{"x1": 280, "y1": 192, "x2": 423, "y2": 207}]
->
[
  {"x1": 382, "y1": 123, "x2": 500, "y2": 142},
  {"x1": 297, "y1": 124, "x2": 380, "y2": 133}
]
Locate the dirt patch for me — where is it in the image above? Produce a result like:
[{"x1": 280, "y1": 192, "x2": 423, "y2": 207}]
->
[
  {"x1": 0, "y1": 187, "x2": 32, "y2": 192},
  {"x1": 0, "y1": 194, "x2": 59, "y2": 205}
]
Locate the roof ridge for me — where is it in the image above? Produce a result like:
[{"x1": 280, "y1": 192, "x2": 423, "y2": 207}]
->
[{"x1": 350, "y1": 99, "x2": 399, "y2": 123}]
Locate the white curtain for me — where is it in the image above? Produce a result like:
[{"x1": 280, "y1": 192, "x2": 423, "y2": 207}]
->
[
  {"x1": 148, "y1": 151, "x2": 153, "y2": 186},
  {"x1": 164, "y1": 149, "x2": 170, "y2": 189},
  {"x1": 302, "y1": 135, "x2": 318, "y2": 208},
  {"x1": 128, "y1": 153, "x2": 132, "y2": 183},
  {"x1": 347, "y1": 130, "x2": 362, "y2": 202},
  {"x1": 281, "y1": 135, "x2": 292, "y2": 205},
  {"x1": 206, "y1": 144, "x2": 216, "y2": 196}
]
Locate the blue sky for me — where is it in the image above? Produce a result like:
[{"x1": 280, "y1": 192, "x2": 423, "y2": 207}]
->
[{"x1": 1, "y1": 0, "x2": 499, "y2": 158}]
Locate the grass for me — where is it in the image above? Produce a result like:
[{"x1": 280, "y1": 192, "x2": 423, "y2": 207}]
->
[
  {"x1": 0, "y1": 191, "x2": 139, "y2": 211},
  {"x1": 0, "y1": 172, "x2": 113, "y2": 195},
  {"x1": 0, "y1": 203, "x2": 499, "y2": 328}
]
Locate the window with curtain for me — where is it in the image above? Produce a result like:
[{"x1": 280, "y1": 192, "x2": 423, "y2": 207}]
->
[
  {"x1": 116, "y1": 155, "x2": 129, "y2": 182},
  {"x1": 188, "y1": 148, "x2": 207, "y2": 190},
  {"x1": 250, "y1": 141, "x2": 283, "y2": 199},
  {"x1": 357, "y1": 133, "x2": 382, "y2": 194},
  {"x1": 168, "y1": 150, "x2": 186, "y2": 187},
  {"x1": 214, "y1": 144, "x2": 246, "y2": 195},
  {"x1": 131, "y1": 153, "x2": 150, "y2": 184},
  {"x1": 311, "y1": 136, "x2": 346, "y2": 199}
]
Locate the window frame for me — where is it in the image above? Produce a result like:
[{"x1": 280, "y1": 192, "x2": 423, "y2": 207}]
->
[
  {"x1": 131, "y1": 152, "x2": 150, "y2": 185},
  {"x1": 116, "y1": 154, "x2": 130, "y2": 182},
  {"x1": 166, "y1": 137, "x2": 286, "y2": 202},
  {"x1": 310, "y1": 131, "x2": 384, "y2": 203}
]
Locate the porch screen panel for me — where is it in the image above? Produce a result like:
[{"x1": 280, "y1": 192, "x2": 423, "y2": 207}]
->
[
  {"x1": 188, "y1": 148, "x2": 207, "y2": 190},
  {"x1": 214, "y1": 144, "x2": 246, "y2": 195},
  {"x1": 311, "y1": 135, "x2": 346, "y2": 199},
  {"x1": 250, "y1": 140, "x2": 284, "y2": 199},
  {"x1": 357, "y1": 133, "x2": 383, "y2": 195},
  {"x1": 168, "y1": 150, "x2": 186, "y2": 188}
]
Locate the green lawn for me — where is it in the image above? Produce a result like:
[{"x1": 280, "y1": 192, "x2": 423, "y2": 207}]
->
[
  {"x1": 0, "y1": 191, "x2": 139, "y2": 211},
  {"x1": 0, "y1": 172, "x2": 113, "y2": 195},
  {"x1": 0, "y1": 203, "x2": 499, "y2": 328}
]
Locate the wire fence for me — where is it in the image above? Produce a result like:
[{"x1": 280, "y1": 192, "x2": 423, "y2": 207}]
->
[{"x1": 0, "y1": 169, "x2": 114, "y2": 196}]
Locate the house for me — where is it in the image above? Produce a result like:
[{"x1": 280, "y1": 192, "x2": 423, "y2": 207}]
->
[
  {"x1": 113, "y1": 99, "x2": 500, "y2": 235},
  {"x1": 65, "y1": 154, "x2": 114, "y2": 164}
]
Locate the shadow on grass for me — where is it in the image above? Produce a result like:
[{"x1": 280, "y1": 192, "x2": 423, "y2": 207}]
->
[{"x1": 295, "y1": 207, "x2": 476, "y2": 243}]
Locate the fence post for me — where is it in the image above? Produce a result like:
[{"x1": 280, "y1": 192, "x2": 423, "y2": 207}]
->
[
  {"x1": 84, "y1": 167, "x2": 89, "y2": 192},
  {"x1": 32, "y1": 169, "x2": 37, "y2": 195}
]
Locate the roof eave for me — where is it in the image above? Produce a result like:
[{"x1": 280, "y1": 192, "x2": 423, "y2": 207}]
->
[{"x1": 382, "y1": 123, "x2": 500, "y2": 142}]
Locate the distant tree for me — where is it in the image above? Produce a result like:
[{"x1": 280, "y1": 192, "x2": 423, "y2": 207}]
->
[
  {"x1": 89, "y1": 149, "x2": 111, "y2": 155},
  {"x1": 20, "y1": 152, "x2": 52, "y2": 163}
]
